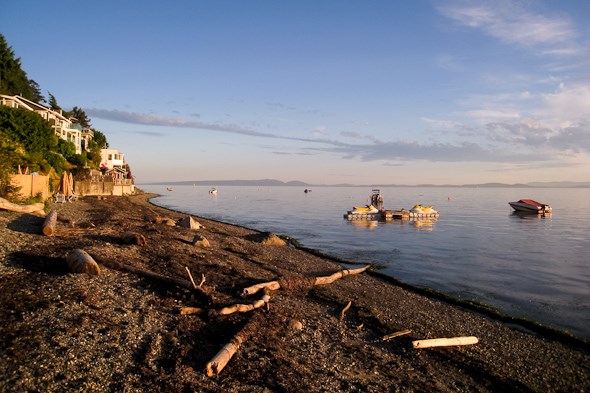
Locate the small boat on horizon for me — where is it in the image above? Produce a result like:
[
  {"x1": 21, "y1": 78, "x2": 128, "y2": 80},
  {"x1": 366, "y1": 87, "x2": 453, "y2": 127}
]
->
[
  {"x1": 508, "y1": 199, "x2": 552, "y2": 214},
  {"x1": 209, "y1": 187, "x2": 218, "y2": 195},
  {"x1": 167, "y1": 187, "x2": 173, "y2": 191}
]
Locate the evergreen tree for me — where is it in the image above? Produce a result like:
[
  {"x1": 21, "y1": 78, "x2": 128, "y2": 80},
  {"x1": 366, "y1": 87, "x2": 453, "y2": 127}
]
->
[
  {"x1": 0, "y1": 34, "x2": 43, "y2": 103},
  {"x1": 70, "y1": 106, "x2": 91, "y2": 128},
  {"x1": 47, "y1": 92, "x2": 61, "y2": 111}
]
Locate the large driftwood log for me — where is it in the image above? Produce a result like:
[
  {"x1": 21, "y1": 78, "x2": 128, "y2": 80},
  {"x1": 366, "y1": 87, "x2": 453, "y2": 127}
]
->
[
  {"x1": 241, "y1": 265, "x2": 370, "y2": 296},
  {"x1": 42, "y1": 210, "x2": 58, "y2": 236},
  {"x1": 66, "y1": 249, "x2": 101, "y2": 275},
  {"x1": 205, "y1": 313, "x2": 264, "y2": 376},
  {"x1": 412, "y1": 336, "x2": 479, "y2": 349},
  {"x1": 0, "y1": 197, "x2": 45, "y2": 215}
]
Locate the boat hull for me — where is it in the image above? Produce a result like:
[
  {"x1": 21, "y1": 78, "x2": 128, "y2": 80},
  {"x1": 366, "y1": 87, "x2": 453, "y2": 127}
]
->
[{"x1": 508, "y1": 200, "x2": 552, "y2": 213}]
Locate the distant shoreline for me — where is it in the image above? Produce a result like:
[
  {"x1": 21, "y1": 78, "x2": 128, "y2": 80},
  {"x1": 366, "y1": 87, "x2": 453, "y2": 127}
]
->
[{"x1": 140, "y1": 180, "x2": 590, "y2": 188}]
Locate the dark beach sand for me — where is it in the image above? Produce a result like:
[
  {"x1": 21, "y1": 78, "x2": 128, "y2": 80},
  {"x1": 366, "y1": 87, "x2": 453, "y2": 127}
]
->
[{"x1": 1, "y1": 191, "x2": 588, "y2": 392}]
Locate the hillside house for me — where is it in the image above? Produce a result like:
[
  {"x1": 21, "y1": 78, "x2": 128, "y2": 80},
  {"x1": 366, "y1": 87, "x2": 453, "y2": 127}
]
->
[
  {"x1": 0, "y1": 94, "x2": 87, "y2": 154},
  {"x1": 100, "y1": 148, "x2": 126, "y2": 170}
]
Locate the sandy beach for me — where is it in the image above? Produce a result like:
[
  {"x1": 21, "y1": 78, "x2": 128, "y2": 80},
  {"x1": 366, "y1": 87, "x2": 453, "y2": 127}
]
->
[{"x1": 1, "y1": 191, "x2": 588, "y2": 392}]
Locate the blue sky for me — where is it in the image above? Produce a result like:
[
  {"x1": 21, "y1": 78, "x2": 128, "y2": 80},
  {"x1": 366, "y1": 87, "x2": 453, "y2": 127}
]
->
[{"x1": 2, "y1": 0, "x2": 589, "y2": 185}]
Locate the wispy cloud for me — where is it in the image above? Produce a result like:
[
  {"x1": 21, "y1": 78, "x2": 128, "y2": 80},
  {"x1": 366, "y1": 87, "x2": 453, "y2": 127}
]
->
[
  {"x1": 88, "y1": 106, "x2": 587, "y2": 167},
  {"x1": 87, "y1": 108, "x2": 279, "y2": 138},
  {"x1": 439, "y1": 0, "x2": 579, "y2": 55}
]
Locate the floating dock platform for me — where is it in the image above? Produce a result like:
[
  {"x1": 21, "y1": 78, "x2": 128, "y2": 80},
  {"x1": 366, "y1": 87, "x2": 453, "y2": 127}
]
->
[{"x1": 345, "y1": 209, "x2": 439, "y2": 221}]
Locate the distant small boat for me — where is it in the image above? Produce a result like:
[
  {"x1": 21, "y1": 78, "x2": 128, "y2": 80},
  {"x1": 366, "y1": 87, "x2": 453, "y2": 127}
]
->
[
  {"x1": 304, "y1": 188, "x2": 312, "y2": 193},
  {"x1": 509, "y1": 199, "x2": 552, "y2": 213},
  {"x1": 209, "y1": 187, "x2": 218, "y2": 195},
  {"x1": 167, "y1": 187, "x2": 173, "y2": 191}
]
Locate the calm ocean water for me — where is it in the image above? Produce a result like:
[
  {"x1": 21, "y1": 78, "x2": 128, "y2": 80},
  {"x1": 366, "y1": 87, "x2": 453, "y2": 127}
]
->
[{"x1": 140, "y1": 184, "x2": 590, "y2": 339}]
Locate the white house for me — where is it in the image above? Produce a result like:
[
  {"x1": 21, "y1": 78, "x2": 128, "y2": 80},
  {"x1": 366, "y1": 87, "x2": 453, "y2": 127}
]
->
[
  {"x1": 0, "y1": 94, "x2": 86, "y2": 154},
  {"x1": 100, "y1": 148, "x2": 125, "y2": 170}
]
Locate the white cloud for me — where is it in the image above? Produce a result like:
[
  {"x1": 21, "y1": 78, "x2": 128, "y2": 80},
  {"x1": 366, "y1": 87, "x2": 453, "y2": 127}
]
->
[{"x1": 439, "y1": 1, "x2": 579, "y2": 55}]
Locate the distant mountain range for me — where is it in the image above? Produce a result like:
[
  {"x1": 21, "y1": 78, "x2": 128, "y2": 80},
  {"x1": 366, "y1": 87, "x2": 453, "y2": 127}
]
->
[{"x1": 143, "y1": 179, "x2": 590, "y2": 188}]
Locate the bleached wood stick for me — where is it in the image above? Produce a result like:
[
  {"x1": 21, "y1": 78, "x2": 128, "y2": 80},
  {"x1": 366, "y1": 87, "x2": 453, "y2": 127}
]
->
[
  {"x1": 185, "y1": 266, "x2": 198, "y2": 289},
  {"x1": 314, "y1": 265, "x2": 370, "y2": 285},
  {"x1": 412, "y1": 336, "x2": 478, "y2": 349},
  {"x1": 241, "y1": 281, "x2": 281, "y2": 296},
  {"x1": 340, "y1": 301, "x2": 352, "y2": 321},
  {"x1": 382, "y1": 329, "x2": 412, "y2": 341}
]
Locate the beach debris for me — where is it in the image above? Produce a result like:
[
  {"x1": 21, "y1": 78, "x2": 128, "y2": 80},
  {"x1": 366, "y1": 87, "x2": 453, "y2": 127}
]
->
[
  {"x1": 288, "y1": 319, "x2": 303, "y2": 332},
  {"x1": 340, "y1": 300, "x2": 352, "y2": 321},
  {"x1": 179, "y1": 307, "x2": 203, "y2": 315},
  {"x1": 0, "y1": 196, "x2": 45, "y2": 215},
  {"x1": 241, "y1": 265, "x2": 370, "y2": 296},
  {"x1": 184, "y1": 267, "x2": 206, "y2": 289},
  {"x1": 247, "y1": 231, "x2": 287, "y2": 246},
  {"x1": 412, "y1": 336, "x2": 479, "y2": 349},
  {"x1": 121, "y1": 231, "x2": 147, "y2": 246},
  {"x1": 42, "y1": 210, "x2": 58, "y2": 236},
  {"x1": 95, "y1": 256, "x2": 214, "y2": 303},
  {"x1": 192, "y1": 234, "x2": 210, "y2": 248},
  {"x1": 66, "y1": 249, "x2": 101, "y2": 275},
  {"x1": 382, "y1": 329, "x2": 412, "y2": 341},
  {"x1": 178, "y1": 215, "x2": 204, "y2": 230},
  {"x1": 217, "y1": 293, "x2": 271, "y2": 316},
  {"x1": 205, "y1": 313, "x2": 264, "y2": 376}
]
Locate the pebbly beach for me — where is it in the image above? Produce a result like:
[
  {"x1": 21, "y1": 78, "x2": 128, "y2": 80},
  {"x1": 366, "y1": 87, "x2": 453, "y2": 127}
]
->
[{"x1": 0, "y1": 191, "x2": 589, "y2": 392}]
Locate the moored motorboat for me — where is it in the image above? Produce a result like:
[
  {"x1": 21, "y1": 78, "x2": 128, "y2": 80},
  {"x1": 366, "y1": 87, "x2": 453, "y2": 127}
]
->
[{"x1": 509, "y1": 199, "x2": 551, "y2": 213}]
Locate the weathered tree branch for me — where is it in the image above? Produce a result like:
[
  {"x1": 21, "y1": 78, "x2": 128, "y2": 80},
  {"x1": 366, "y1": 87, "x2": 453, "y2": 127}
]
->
[
  {"x1": 241, "y1": 265, "x2": 370, "y2": 297},
  {"x1": 93, "y1": 256, "x2": 214, "y2": 303},
  {"x1": 218, "y1": 294, "x2": 271, "y2": 316},
  {"x1": 205, "y1": 313, "x2": 265, "y2": 376}
]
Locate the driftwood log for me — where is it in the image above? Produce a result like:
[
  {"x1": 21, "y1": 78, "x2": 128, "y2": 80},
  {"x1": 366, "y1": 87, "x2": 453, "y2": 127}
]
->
[
  {"x1": 0, "y1": 197, "x2": 45, "y2": 215},
  {"x1": 205, "y1": 313, "x2": 265, "y2": 376},
  {"x1": 66, "y1": 249, "x2": 101, "y2": 275},
  {"x1": 412, "y1": 336, "x2": 479, "y2": 349},
  {"x1": 42, "y1": 210, "x2": 58, "y2": 236},
  {"x1": 241, "y1": 265, "x2": 370, "y2": 296}
]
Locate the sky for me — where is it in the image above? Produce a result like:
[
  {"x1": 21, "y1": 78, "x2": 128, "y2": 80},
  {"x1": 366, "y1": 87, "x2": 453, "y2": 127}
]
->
[{"x1": 2, "y1": 0, "x2": 590, "y2": 185}]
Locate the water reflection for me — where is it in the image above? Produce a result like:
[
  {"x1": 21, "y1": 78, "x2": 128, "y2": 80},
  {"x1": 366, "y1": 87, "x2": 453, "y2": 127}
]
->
[
  {"x1": 510, "y1": 211, "x2": 552, "y2": 220},
  {"x1": 349, "y1": 220, "x2": 378, "y2": 229},
  {"x1": 410, "y1": 218, "x2": 437, "y2": 231}
]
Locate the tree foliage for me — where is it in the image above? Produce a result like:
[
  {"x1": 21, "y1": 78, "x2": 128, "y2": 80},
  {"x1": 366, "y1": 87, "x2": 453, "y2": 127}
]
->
[
  {"x1": 70, "y1": 106, "x2": 91, "y2": 128},
  {"x1": 0, "y1": 34, "x2": 114, "y2": 197},
  {"x1": 0, "y1": 34, "x2": 44, "y2": 103}
]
